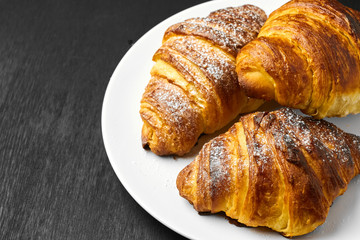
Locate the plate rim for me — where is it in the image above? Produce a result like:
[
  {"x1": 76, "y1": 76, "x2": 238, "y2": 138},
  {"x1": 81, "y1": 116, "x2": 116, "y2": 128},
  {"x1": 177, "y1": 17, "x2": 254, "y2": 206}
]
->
[{"x1": 101, "y1": 0, "x2": 360, "y2": 239}]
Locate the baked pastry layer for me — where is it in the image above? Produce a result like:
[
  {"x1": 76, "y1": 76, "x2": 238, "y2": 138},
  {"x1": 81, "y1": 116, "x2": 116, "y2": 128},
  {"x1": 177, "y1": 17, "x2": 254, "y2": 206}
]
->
[
  {"x1": 177, "y1": 108, "x2": 360, "y2": 236},
  {"x1": 236, "y1": 0, "x2": 360, "y2": 118},
  {"x1": 140, "y1": 5, "x2": 267, "y2": 156}
]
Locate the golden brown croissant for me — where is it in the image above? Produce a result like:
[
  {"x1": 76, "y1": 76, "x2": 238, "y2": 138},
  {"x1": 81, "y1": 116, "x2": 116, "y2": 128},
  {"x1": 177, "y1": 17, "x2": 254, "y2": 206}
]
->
[
  {"x1": 177, "y1": 108, "x2": 360, "y2": 237},
  {"x1": 140, "y1": 5, "x2": 267, "y2": 156},
  {"x1": 236, "y1": 0, "x2": 360, "y2": 119}
]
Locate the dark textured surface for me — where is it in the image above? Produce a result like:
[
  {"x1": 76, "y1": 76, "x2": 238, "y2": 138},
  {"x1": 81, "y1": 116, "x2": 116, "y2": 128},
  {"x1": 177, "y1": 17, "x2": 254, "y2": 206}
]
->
[{"x1": 0, "y1": 0, "x2": 358, "y2": 239}]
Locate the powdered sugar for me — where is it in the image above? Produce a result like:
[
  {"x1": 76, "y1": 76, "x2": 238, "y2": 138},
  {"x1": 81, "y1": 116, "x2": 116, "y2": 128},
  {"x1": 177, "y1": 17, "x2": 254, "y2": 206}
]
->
[
  {"x1": 152, "y1": 83, "x2": 189, "y2": 123},
  {"x1": 168, "y1": 36, "x2": 234, "y2": 89},
  {"x1": 165, "y1": 5, "x2": 266, "y2": 56},
  {"x1": 182, "y1": 19, "x2": 239, "y2": 50},
  {"x1": 276, "y1": 109, "x2": 313, "y2": 151},
  {"x1": 209, "y1": 139, "x2": 231, "y2": 191}
]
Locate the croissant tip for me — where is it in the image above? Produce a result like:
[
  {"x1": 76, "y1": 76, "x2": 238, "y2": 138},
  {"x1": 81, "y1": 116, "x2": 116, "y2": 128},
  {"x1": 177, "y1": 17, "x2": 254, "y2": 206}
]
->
[
  {"x1": 141, "y1": 131, "x2": 150, "y2": 149},
  {"x1": 142, "y1": 142, "x2": 150, "y2": 150},
  {"x1": 176, "y1": 162, "x2": 196, "y2": 197},
  {"x1": 141, "y1": 121, "x2": 154, "y2": 150}
]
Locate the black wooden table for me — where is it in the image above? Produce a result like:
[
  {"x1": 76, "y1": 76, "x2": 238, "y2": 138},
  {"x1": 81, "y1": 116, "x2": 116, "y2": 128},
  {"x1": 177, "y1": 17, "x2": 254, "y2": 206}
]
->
[{"x1": 1, "y1": 0, "x2": 359, "y2": 239}]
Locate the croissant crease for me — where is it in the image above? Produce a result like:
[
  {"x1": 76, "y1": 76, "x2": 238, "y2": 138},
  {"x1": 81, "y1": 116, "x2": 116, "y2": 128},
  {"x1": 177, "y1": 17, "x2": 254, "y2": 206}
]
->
[
  {"x1": 177, "y1": 108, "x2": 360, "y2": 237},
  {"x1": 236, "y1": 0, "x2": 360, "y2": 119},
  {"x1": 140, "y1": 5, "x2": 267, "y2": 156}
]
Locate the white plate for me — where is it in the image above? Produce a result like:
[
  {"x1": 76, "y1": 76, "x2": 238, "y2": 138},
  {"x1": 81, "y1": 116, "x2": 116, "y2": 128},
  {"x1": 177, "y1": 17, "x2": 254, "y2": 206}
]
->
[{"x1": 102, "y1": 0, "x2": 360, "y2": 239}]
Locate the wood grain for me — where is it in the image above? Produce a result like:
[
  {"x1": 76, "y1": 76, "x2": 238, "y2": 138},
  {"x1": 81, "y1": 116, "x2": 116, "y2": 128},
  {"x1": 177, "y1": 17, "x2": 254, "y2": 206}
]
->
[
  {"x1": 0, "y1": 0, "x2": 358, "y2": 239},
  {"x1": 0, "y1": 0, "x2": 204, "y2": 239}
]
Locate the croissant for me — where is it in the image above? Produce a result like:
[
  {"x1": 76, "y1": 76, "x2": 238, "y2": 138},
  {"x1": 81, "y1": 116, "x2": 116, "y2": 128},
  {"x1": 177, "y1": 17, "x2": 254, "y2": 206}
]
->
[
  {"x1": 140, "y1": 5, "x2": 267, "y2": 156},
  {"x1": 177, "y1": 108, "x2": 360, "y2": 237},
  {"x1": 236, "y1": 0, "x2": 360, "y2": 119}
]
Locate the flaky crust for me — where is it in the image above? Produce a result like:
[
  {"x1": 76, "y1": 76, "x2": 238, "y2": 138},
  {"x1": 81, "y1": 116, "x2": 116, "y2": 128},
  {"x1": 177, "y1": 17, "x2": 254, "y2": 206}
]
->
[
  {"x1": 177, "y1": 108, "x2": 360, "y2": 237},
  {"x1": 236, "y1": 0, "x2": 360, "y2": 119},
  {"x1": 140, "y1": 5, "x2": 267, "y2": 156}
]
